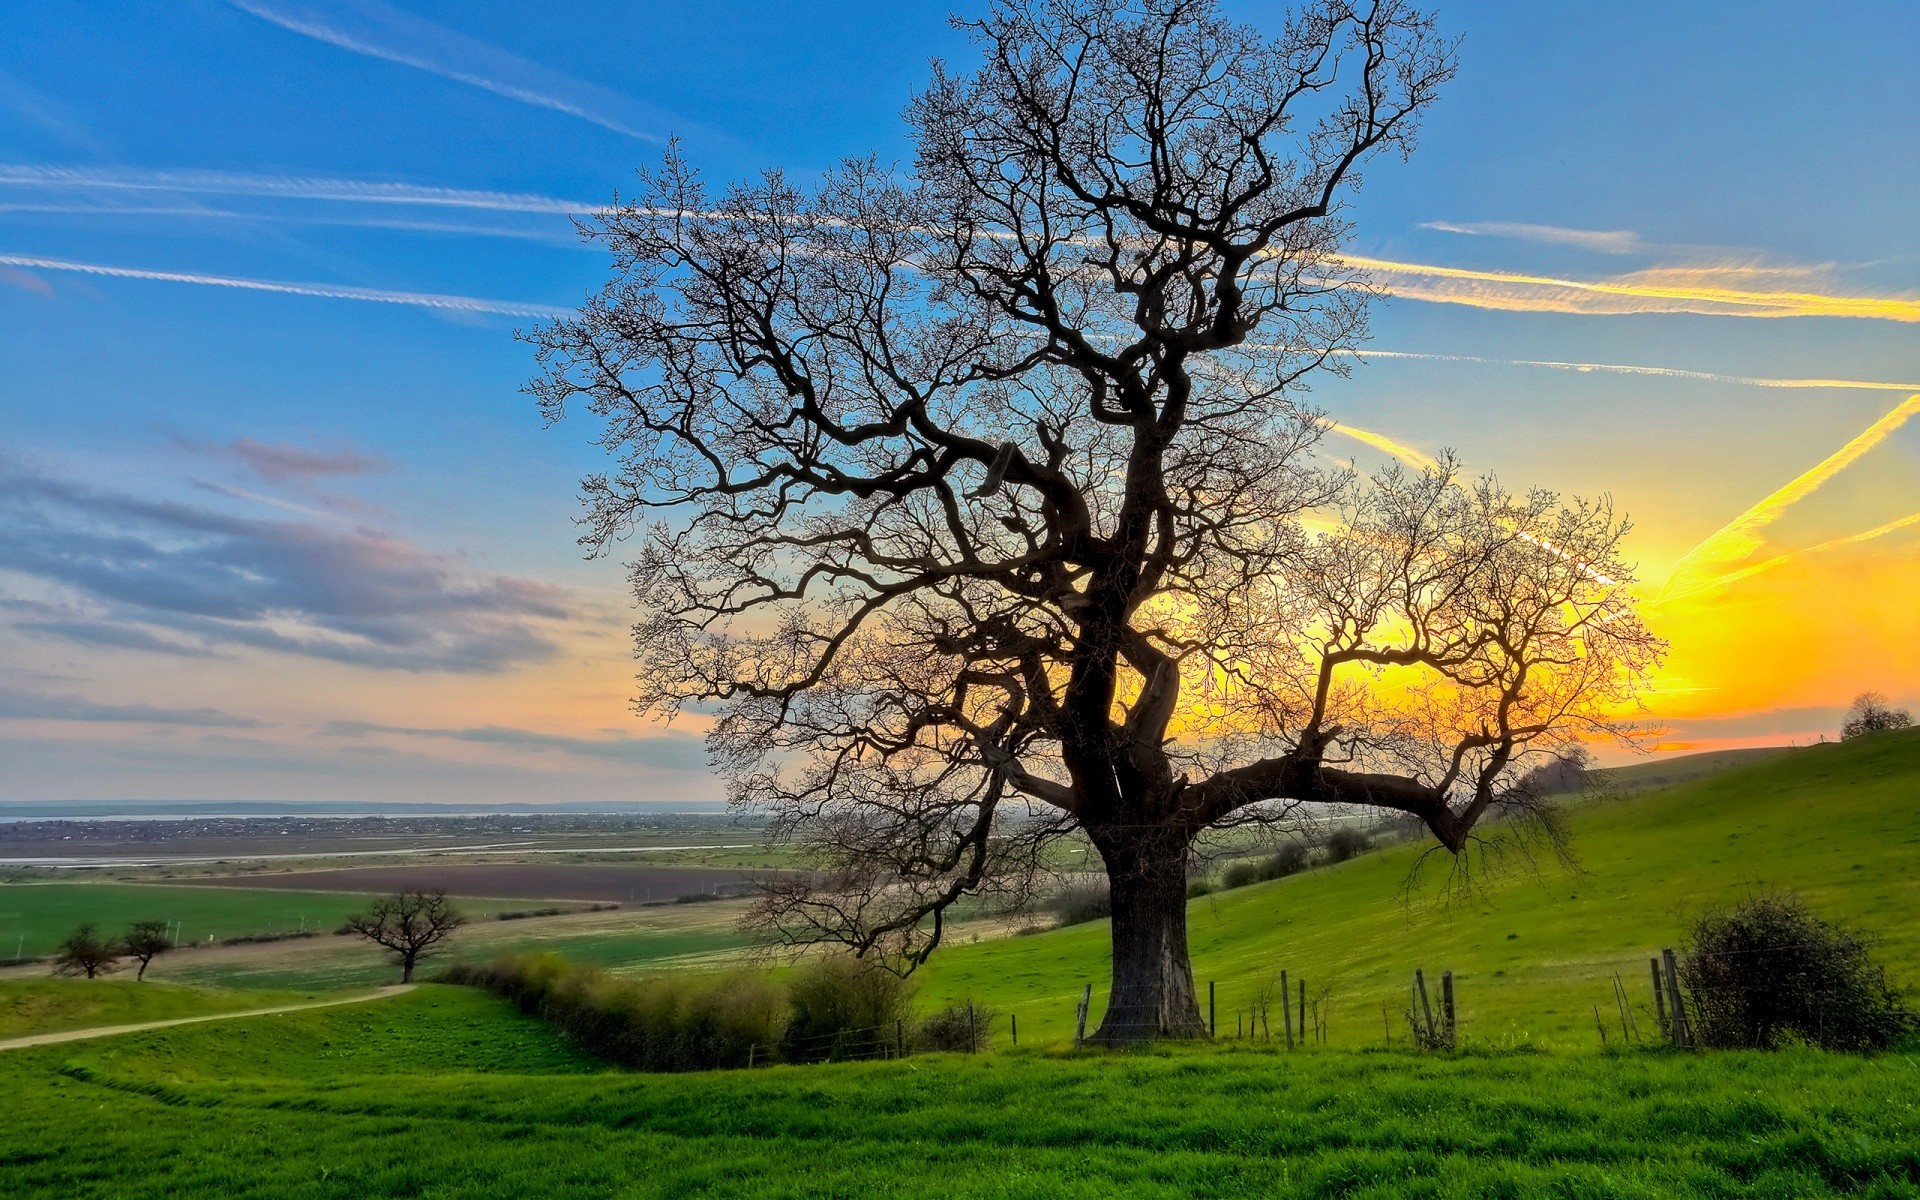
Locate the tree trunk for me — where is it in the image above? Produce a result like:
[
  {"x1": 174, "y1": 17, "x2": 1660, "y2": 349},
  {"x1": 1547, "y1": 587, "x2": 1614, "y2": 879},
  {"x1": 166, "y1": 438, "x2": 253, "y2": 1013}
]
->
[
  {"x1": 1090, "y1": 830, "x2": 1208, "y2": 1043},
  {"x1": 402, "y1": 956, "x2": 415, "y2": 984},
  {"x1": 137, "y1": 960, "x2": 148, "y2": 981}
]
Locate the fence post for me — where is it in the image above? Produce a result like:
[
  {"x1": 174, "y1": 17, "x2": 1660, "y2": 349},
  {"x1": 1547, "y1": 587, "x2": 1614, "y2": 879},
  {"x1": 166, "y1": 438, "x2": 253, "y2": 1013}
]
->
[
  {"x1": 1074, "y1": 983, "x2": 1092, "y2": 1046},
  {"x1": 1010, "y1": 1012, "x2": 1017, "y2": 1047},
  {"x1": 1299, "y1": 978, "x2": 1307, "y2": 1044},
  {"x1": 747, "y1": 1044, "x2": 756, "y2": 1069},
  {"x1": 968, "y1": 1003, "x2": 978, "y2": 1053},
  {"x1": 1209, "y1": 981, "x2": 1216, "y2": 1037},
  {"x1": 1662, "y1": 948, "x2": 1692, "y2": 1047},
  {"x1": 1650, "y1": 957, "x2": 1668, "y2": 1037},
  {"x1": 1280, "y1": 970, "x2": 1294, "y2": 1050},
  {"x1": 1441, "y1": 970, "x2": 1456, "y2": 1049},
  {"x1": 1415, "y1": 969, "x2": 1436, "y2": 1045},
  {"x1": 896, "y1": 1018, "x2": 905, "y2": 1059}
]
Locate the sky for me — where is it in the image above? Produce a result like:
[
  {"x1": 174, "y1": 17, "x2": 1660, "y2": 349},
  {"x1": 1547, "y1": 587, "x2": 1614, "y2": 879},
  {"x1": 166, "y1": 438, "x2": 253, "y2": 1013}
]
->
[{"x1": 1, "y1": 0, "x2": 1915, "y2": 806}]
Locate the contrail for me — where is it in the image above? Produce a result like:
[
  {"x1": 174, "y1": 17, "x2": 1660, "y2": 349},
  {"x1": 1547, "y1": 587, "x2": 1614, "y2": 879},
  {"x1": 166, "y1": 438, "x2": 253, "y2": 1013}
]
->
[
  {"x1": 1324, "y1": 423, "x2": 1438, "y2": 471},
  {"x1": 227, "y1": 0, "x2": 665, "y2": 141},
  {"x1": 1337, "y1": 253, "x2": 1920, "y2": 323},
  {"x1": 0, "y1": 253, "x2": 567, "y2": 318},
  {"x1": 1343, "y1": 348, "x2": 1920, "y2": 393},
  {"x1": 1661, "y1": 508, "x2": 1920, "y2": 603},
  {"x1": 0, "y1": 164, "x2": 587, "y2": 213},
  {"x1": 1661, "y1": 392, "x2": 1920, "y2": 599}
]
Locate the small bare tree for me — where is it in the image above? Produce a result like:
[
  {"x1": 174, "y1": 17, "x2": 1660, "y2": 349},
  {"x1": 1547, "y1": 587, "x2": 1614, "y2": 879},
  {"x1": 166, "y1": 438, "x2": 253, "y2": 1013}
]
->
[
  {"x1": 533, "y1": 0, "x2": 1662, "y2": 1042},
  {"x1": 1841, "y1": 692, "x2": 1911, "y2": 741},
  {"x1": 344, "y1": 890, "x2": 465, "y2": 983},
  {"x1": 123, "y1": 920, "x2": 172, "y2": 981},
  {"x1": 51, "y1": 923, "x2": 121, "y2": 979}
]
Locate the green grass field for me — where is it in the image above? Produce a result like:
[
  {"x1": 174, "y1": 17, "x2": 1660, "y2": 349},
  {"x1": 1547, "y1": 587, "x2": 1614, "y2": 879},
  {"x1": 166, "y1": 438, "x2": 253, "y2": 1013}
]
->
[
  {"x1": 0, "y1": 882, "x2": 391, "y2": 958},
  {"x1": 2, "y1": 985, "x2": 1916, "y2": 1198},
  {"x1": 911, "y1": 728, "x2": 1920, "y2": 1047},
  {"x1": 0, "y1": 977, "x2": 313, "y2": 1039}
]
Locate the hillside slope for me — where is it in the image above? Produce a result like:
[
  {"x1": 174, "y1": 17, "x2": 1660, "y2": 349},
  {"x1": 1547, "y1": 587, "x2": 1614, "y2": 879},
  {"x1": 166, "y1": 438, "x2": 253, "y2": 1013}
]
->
[
  {"x1": 915, "y1": 729, "x2": 1920, "y2": 1047},
  {"x1": 3, "y1": 985, "x2": 1916, "y2": 1199}
]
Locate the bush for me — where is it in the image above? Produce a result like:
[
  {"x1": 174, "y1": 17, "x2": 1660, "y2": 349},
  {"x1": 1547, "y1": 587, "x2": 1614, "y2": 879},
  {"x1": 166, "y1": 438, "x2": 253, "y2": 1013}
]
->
[
  {"x1": 1186, "y1": 876, "x2": 1217, "y2": 898},
  {"x1": 1221, "y1": 843, "x2": 1310, "y2": 889},
  {"x1": 1048, "y1": 881, "x2": 1111, "y2": 927},
  {"x1": 444, "y1": 954, "x2": 783, "y2": 1070},
  {"x1": 1680, "y1": 893, "x2": 1916, "y2": 1051},
  {"x1": 780, "y1": 954, "x2": 914, "y2": 1063},
  {"x1": 1323, "y1": 827, "x2": 1373, "y2": 864},
  {"x1": 916, "y1": 1000, "x2": 996, "y2": 1052}
]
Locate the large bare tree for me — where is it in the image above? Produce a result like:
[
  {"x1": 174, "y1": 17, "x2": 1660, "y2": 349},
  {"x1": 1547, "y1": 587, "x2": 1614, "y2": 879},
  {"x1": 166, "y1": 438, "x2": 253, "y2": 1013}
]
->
[{"x1": 531, "y1": 0, "x2": 1663, "y2": 1041}]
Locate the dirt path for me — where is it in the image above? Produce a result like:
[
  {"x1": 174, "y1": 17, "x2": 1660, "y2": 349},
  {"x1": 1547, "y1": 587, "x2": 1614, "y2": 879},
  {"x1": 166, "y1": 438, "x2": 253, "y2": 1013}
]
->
[{"x1": 0, "y1": 984, "x2": 415, "y2": 1052}]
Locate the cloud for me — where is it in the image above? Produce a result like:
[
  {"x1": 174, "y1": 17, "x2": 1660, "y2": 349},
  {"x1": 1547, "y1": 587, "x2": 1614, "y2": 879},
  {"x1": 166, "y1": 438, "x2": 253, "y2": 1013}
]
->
[
  {"x1": 1336, "y1": 255, "x2": 1920, "y2": 322},
  {"x1": 1652, "y1": 706, "x2": 1844, "y2": 741},
  {"x1": 0, "y1": 457, "x2": 572, "y2": 672},
  {"x1": 1421, "y1": 221, "x2": 1647, "y2": 254},
  {"x1": 0, "y1": 164, "x2": 588, "y2": 213},
  {"x1": 227, "y1": 0, "x2": 667, "y2": 140},
  {"x1": 325, "y1": 720, "x2": 709, "y2": 770},
  {"x1": 0, "y1": 684, "x2": 260, "y2": 727},
  {"x1": 14, "y1": 618, "x2": 218, "y2": 658},
  {"x1": 182, "y1": 436, "x2": 386, "y2": 483},
  {"x1": 0, "y1": 253, "x2": 567, "y2": 318},
  {"x1": 1661, "y1": 393, "x2": 1920, "y2": 599},
  {"x1": 0, "y1": 264, "x2": 53, "y2": 295},
  {"x1": 1661, "y1": 507, "x2": 1920, "y2": 604}
]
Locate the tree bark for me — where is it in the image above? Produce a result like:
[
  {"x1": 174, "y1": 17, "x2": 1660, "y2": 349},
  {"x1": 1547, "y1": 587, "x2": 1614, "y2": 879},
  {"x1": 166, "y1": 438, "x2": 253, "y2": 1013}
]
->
[
  {"x1": 1090, "y1": 829, "x2": 1208, "y2": 1043},
  {"x1": 401, "y1": 956, "x2": 415, "y2": 984}
]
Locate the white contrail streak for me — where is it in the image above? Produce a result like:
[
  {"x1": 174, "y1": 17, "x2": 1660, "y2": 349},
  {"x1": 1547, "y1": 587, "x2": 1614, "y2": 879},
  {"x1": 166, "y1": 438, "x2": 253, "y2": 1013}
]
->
[
  {"x1": 1341, "y1": 349, "x2": 1920, "y2": 393},
  {"x1": 0, "y1": 165, "x2": 588, "y2": 213},
  {"x1": 226, "y1": 0, "x2": 663, "y2": 140},
  {"x1": 0, "y1": 253, "x2": 567, "y2": 318}
]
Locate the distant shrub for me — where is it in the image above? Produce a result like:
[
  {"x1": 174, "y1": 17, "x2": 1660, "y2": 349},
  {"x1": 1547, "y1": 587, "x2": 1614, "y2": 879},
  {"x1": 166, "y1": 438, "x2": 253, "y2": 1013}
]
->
[
  {"x1": 1048, "y1": 881, "x2": 1111, "y2": 927},
  {"x1": 1186, "y1": 876, "x2": 1218, "y2": 898},
  {"x1": 916, "y1": 1000, "x2": 996, "y2": 1052},
  {"x1": 221, "y1": 930, "x2": 321, "y2": 946},
  {"x1": 781, "y1": 954, "x2": 914, "y2": 1063},
  {"x1": 1841, "y1": 691, "x2": 1912, "y2": 741},
  {"x1": 1323, "y1": 828, "x2": 1373, "y2": 864},
  {"x1": 445, "y1": 954, "x2": 783, "y2": 1070},
  {"x1": 1221, "y1": 843, "x2": 1311, "y2": 889},
  {"x1": 1680, "y1": 893, "x2": 1916, "y2": 1051}
]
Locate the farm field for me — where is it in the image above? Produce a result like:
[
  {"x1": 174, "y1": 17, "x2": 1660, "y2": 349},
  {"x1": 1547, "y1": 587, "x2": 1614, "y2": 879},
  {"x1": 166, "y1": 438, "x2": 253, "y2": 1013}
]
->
[
  {"x1": 0, "y1": 977, "x2": 311, "y2": 1039},
  {"x1": 910, "y1": 729, "x2": 1920, "y2": 1049},
  {"x1": 145, "y1": 897, "x2": 758, "y2": 991},
  {"x1": 171, "y1": 862, "x2": 765, "y2": 903},
  {"x1": 0, "y1": 882, "x2": 397, "y2": 959},
  {"x1": 1, "y1": 984, "x2": 1916, "y2": 1199}
]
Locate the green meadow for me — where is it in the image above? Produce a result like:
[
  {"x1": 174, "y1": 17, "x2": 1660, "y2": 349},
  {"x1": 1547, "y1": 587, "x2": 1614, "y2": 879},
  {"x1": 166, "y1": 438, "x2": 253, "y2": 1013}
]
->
[
  {"x1": 913, "y1": 730, "x2": 1920, "y2": 1047},
  {"x1": 2, "y1": 985, "x2": 1917, "y2": 1198},
  {"x1": 3, "y1": 733, "x2": 1918, "y2": 1198}
]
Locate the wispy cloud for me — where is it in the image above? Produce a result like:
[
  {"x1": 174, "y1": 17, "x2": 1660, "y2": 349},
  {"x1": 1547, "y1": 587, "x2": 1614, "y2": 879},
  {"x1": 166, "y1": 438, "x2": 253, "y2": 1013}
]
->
[
  {"x1": 1420, "y1": 220, "x2": 1648, "y2": 254},
  {"x1": 0, "y1": 164, "x2": 588, "y2": 212},
  {"x1": 0, "y1": 684, "x2": 260, "y2": 727},
  {"x1": 1338, "y1": 255, "x2": 1920, "y2": 322},
  {"x1": 179, "y1": 436, "x2": 386, "y2": 483},
  {"x1": 227, "y1": 0, "x2": 667, "y2": 140},
  {"x1": 0, "y1": 252, "x2": 566, "y2": 318},
  {"x1": 325, "y1": 720, "x2": 709, "y2": 770},
  {"x1": 0, "y1": 457, "x2": 573, "y2": 672},
  {"x1": 1661, "y1": 392, "x2": 1920, "y2": 600}
]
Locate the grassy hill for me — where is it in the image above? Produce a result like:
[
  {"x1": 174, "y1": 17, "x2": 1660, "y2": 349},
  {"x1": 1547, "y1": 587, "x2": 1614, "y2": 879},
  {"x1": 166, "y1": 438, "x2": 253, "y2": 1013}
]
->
[
  {"x1": 911, "y1": 728, "x2": 1920, "y2": 1047},
  {"x1": 4, "y1": 985, "x2": 1918, "y2": 1198},
  {"x1": 4, "y1": 739, "x2": 1919, "y2": 1197}
]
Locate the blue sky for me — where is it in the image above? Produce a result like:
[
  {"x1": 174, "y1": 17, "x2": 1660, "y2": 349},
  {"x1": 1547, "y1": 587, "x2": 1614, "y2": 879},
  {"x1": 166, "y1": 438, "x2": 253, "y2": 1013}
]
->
[{"x1": 2, "y1": 0, "x2": 1916, "y2": 804}]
